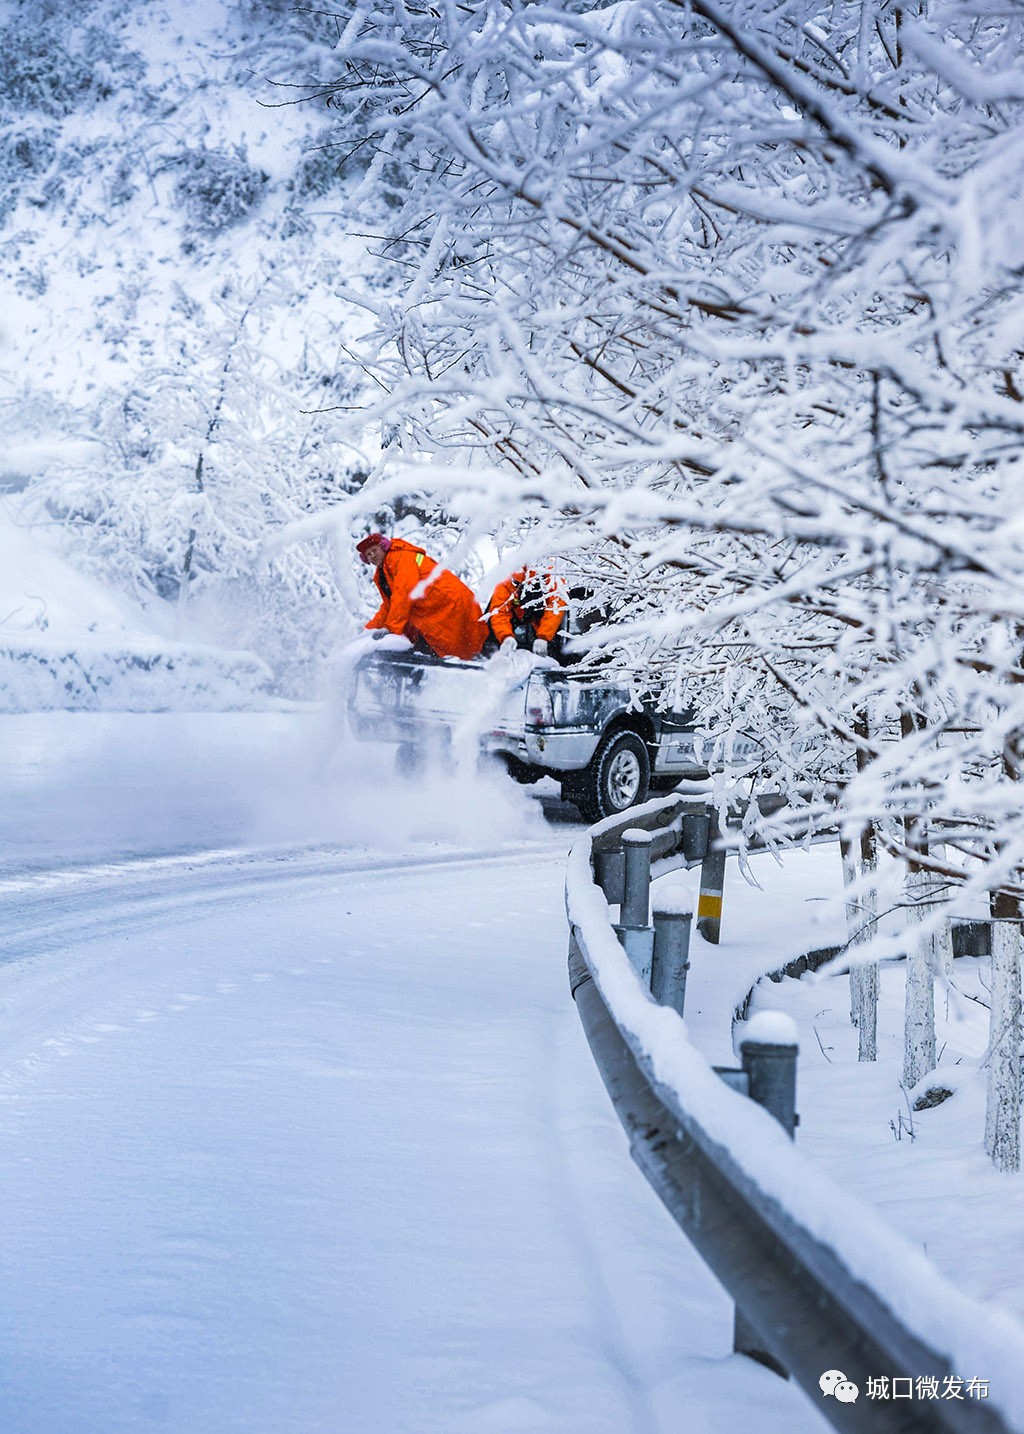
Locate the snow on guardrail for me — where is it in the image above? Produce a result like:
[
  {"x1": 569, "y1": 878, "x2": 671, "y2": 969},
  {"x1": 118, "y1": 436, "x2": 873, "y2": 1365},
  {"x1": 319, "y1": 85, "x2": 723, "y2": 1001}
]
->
[{"x1": 566, "y1": 794, "x2": 1024, "y2": 1434}]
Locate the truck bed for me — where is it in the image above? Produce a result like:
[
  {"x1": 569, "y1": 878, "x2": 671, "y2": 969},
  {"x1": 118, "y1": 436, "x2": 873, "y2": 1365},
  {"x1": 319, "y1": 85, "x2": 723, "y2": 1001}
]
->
[{"x1": 347, "y1": 647, "x2": 707, "y2": 779}]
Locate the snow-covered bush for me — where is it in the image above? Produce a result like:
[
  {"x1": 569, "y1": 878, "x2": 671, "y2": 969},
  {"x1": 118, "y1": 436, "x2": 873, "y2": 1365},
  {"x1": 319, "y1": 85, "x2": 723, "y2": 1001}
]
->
[
  {"x1": 0, "y1": 638, "x2": 274, "y2": 713},
  {"x1": 40, "y1": 432, "x2": 352, "y2": 699},
  {"x1": 31, "y1": 268, "x2": 376, "y2": 696},
  {"x1": 293, "y1": 132, "x2": 348, "y2": 198},
  {"x1": 173, "y1": 145, "x2": 269, "y2": 235},
  {"x1": 0, "y1": 17, "x2": 141, "y2": 118},
  {"x1": 238, "y1": 0, "x2": 342, "y2": 44},
  {"x1": 0, "y1": 124, "x2": 57, "y2": 220}
]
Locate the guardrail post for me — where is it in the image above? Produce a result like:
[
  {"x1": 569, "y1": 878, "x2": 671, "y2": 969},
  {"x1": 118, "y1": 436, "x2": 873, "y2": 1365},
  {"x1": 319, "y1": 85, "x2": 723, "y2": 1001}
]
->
[
  {"x1": 621, "y1": 828, "x2": 652, "y2": 927},
  {"x1": 696, "y1": 809, "x2": 726, "y2": 944},
  {"x1": 952, "y1": 919, "x2": 991, "y2": 958},
  {"x1": 613, "y1": 829, "x2": 655, "y2": 981},
  {"x1": 594, "y1": 848, "x2": 625, "y2": 904},
  {"x1": 680, "y1": 808, "x2": 711, "y2": 863},
  {"x1": 733, "y1": 1014, "x2": 800, "y2": 1375},
  {"x1": 651, "y1": 899, "x2": 692, "y2": 1016},
  {"x1": 741, "y1": 1021, "x2": 799, "y2": 1139}
]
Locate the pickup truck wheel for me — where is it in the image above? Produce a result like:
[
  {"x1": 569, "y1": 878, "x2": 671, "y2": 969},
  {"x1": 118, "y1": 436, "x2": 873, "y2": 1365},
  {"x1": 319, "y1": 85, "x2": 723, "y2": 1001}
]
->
[
  {"x1": 395, "y1": 742, "x2": 423, "y2": 778},
  {"x1": 501, "y1": 754, "x2": 541, "y2": 785},
  {"x1": 568, "y1": 729, "x2": 651, "y2": 823}
]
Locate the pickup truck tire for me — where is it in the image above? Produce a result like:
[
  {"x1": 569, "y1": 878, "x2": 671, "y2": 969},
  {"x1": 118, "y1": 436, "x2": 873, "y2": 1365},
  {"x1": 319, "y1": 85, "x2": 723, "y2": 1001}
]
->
[
  {"x1": 565, "y1": 729, "x2": 651, "y2": 823},
  {"x1": 501, "y1": 754, "x2": 542, "y2": 785},
  {"x1": 395, "y1": 742, "x2": 424, "y2": 778}
]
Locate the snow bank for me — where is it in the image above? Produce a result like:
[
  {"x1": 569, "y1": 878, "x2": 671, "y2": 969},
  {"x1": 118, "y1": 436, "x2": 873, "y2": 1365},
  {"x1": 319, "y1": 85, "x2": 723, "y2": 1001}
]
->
[
  {"x1": 0, "y1": 638, "x2": 273, "y2": 712},
  {"x1": 0, "y1": 499, "x2": 274, "y2": 711}
]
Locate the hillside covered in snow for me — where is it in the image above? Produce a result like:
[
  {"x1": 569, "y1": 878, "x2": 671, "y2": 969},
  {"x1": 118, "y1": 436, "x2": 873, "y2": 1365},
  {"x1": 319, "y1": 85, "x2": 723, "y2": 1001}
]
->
[{"x1": 0, "y1": 0, "x2": 386, "y2": 701}]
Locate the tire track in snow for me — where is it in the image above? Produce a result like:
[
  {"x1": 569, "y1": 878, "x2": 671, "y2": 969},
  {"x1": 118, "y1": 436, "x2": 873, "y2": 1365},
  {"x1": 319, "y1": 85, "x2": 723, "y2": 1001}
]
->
[{"x1": 0, "y1": 839, "x2": 570, "y2": 965}]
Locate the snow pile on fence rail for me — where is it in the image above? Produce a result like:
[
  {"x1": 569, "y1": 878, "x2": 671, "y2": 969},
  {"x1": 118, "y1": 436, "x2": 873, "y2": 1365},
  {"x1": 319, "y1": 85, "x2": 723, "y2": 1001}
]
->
[{"x1": 565, "y1": 796, "x2": 1024, "y2": 1434}]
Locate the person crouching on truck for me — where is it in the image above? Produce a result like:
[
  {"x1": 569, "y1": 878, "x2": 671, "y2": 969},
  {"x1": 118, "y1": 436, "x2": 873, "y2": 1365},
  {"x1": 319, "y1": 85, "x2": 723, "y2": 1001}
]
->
[
  {"x1": 357, "y1": 533, "x2": 486, "y2": 660},
  {"x1": 487, "y1": 567, "x2": 566, "y2": 660}
]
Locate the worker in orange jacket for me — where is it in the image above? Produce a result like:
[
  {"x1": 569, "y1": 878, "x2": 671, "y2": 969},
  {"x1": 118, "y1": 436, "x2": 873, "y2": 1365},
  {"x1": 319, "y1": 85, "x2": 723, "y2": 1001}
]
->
[
  {"x1": 357, "y1": 533, "x2": 486, "y2": 660},
  {"x1": 487, "y1": 567, "x2": 566, "y2": 658}
]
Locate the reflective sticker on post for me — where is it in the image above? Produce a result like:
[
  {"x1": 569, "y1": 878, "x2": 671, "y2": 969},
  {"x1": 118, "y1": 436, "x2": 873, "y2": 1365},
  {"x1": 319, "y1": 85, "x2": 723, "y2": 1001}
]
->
[{"x1": 697, "y1": 894, "x2": 723, "y2": 919}]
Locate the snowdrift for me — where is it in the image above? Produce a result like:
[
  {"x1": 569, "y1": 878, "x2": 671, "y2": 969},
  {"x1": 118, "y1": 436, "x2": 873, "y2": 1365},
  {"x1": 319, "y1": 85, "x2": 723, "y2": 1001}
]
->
[
  {"x1": 0, "y1": 498, "x2": 275, "y2": 712},
  {"x1": 0, "y1": 637, "x2": 273, "y2": 713}
]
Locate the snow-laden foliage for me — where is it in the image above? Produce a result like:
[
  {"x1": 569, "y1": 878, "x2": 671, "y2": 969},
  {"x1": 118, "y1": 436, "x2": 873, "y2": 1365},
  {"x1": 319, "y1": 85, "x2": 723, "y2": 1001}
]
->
[
  {"x1": 173, "y1": 144, "x2": 269, "y2": 235},
  {"x1": 0, "y1": 638, "x2": 272, "y2": 713},
  {"x1": 307, "y1": 0, "x2": 1024, "y2": 884},
  {"x1": 0, "y1": 10, "x2": 141, "y2": 118},
  {"x1": 302, "y1": 0, "x2": 1024, "y2": 1160}
]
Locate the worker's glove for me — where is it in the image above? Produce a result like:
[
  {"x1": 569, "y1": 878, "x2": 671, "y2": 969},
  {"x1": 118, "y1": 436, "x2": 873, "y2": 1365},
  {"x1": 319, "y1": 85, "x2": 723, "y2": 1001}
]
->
[
  {"x1": 369, "y1": 629, "x2": 387, "y2": 640},
  {"x1": 500, "y1": 636, "x2": 518, "y2": 654},
  {"x1": 532, "y1": 639, "x2": 548, "y2": 657}
]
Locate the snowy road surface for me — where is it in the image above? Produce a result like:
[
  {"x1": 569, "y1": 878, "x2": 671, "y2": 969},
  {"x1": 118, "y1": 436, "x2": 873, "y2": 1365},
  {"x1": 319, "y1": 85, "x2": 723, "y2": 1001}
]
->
[
  {"x1": 0, "y1": 863, "x2": 832, "y2": 1434},
  {"x1": 0, "y1": 715, "x2": 830, "y2": 1433}
]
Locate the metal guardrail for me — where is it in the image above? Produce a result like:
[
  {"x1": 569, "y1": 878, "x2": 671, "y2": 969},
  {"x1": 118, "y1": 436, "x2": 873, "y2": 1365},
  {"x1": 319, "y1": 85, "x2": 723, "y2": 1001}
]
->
[{"x1": 566, "y1": 793, "x2": 1024, "y2": 1434}]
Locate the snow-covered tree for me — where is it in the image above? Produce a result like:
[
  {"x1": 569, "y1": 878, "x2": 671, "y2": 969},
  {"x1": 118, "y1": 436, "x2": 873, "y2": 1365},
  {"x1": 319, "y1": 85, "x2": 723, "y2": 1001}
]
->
[{"x1": 0, "y1": 0, "x2": 391, "y2": 695}]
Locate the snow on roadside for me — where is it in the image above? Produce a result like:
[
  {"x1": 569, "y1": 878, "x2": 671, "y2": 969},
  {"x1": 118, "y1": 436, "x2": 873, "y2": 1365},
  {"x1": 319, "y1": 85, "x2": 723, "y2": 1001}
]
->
[
  {"x1": 0, "y1": 497, "x2": 274, "y2": 711},
  {"x1": 0, "y1": 496, "x2": 165, "y2": 642},
  {"x1": 746, "y1": 938, "x2": 1024, "y2": 1330},
  {"x1": 568, "y1": 827, "x2": 1024, "y2": 1430}
]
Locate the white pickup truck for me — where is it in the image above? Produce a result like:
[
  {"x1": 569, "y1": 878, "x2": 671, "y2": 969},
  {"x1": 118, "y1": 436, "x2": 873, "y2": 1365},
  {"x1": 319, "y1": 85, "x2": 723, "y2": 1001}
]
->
[{"x1": 346, "y1": 647, "x2": 716, "y2": 821}]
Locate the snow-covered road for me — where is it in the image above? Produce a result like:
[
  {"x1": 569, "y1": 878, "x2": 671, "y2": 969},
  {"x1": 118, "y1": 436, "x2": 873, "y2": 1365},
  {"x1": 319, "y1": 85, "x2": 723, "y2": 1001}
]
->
[
  {"x1": 29, "y1": 707, "x2": 1016, "y2": 1433},
  {"x1": 0, "y1": 714, "x2": 830, "y2": 1433}
]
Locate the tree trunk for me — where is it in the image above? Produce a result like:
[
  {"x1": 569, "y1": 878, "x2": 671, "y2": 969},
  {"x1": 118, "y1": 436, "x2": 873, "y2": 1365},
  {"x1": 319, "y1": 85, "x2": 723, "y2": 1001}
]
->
[
  {"x1": 851, "y1": 958, "x2": 879, "y2": 1063},
  {"x1": 900, "y1": 706, "x2": 937, "y2": 1088},
  {"x1": 984, "y1": 702, "x2": 1024, "y2": 1171},
  {"x1": 903, "y1": 865, "x2": 937, "y2": 1088},
  {"x1": 849, "y1": 710, "x2": 879, "y2": 1061},
  {"x1": 175, "y1": 450, "x2": 204, "y2": 638},
  {"x1": 841, "y1": 831, "x2": 878, "y2": 1062},
  {"x1": 985, "y1": 893, "x2": 1022, "y2": 1173}
]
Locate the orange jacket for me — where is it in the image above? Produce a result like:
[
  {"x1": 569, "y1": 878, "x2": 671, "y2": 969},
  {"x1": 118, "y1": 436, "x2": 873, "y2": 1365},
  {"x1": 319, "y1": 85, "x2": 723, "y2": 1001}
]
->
[
  {"x1": 365, "y1": 538, "x2": 486, "y2": 660},
  {"x1": 488, "y1": 567, "x2": 566, "y2": 644}
]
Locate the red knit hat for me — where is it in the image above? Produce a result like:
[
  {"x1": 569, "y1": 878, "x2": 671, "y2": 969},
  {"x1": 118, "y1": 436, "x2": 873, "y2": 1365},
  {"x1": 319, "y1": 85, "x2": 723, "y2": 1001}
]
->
[{"x1": 356, "y1": 533, "x2": 391, "y2": 560}]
